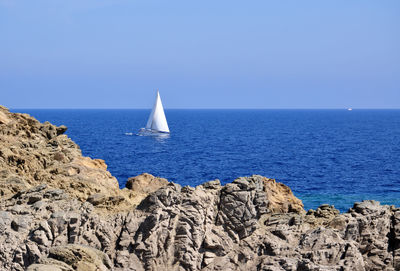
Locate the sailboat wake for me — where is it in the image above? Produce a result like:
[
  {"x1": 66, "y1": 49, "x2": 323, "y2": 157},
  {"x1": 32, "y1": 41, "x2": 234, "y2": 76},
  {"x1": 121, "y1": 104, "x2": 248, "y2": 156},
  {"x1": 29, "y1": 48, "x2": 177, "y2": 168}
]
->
[{"x1": 136, "y1": 129, "x2": 170, "y2": 139}]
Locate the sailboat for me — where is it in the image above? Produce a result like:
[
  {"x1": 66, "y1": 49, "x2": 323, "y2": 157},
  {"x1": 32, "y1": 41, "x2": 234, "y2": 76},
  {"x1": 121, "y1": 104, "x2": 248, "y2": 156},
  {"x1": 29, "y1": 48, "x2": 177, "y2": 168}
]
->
[{"x1": 138, "y1": 90, "x2": 170, "y2": 135}]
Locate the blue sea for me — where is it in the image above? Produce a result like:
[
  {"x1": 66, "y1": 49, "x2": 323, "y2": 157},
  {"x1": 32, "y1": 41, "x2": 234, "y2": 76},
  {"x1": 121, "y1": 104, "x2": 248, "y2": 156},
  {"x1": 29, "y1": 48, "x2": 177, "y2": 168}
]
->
[{"x1": 12, "y1": 109, "x2": 400, "y2": 212}]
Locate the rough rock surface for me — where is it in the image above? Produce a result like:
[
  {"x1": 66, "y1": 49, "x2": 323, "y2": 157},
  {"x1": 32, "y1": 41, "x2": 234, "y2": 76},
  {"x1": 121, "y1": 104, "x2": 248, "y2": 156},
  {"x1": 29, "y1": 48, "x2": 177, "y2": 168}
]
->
[
  {"x1": 124, "y1": 173, "x2": 170, "y2": 206},
  {"x1": 1, "y1": 106, "x2": 400, "y2": 271},
  {"x1": 27, "y1": 244, "x2": 112, "y2": 271},
  {"x1": 0, "y1": 106, "x2": 137, "y2": 211},
  {"x1": 126, "y1": 173, "x2": 169, "y2": 193}
]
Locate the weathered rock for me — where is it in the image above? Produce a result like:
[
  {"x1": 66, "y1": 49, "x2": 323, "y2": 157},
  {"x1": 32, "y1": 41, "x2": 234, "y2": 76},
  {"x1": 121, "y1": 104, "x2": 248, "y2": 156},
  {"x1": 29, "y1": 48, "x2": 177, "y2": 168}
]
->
[
  {"x1": 27, "y1": 244, "x2": 112, "y2": 271},
  {"x1": 0, "y1": 107, "x2": 11, "y2": 125},
  {"x1": 217, "y1": 175, "x2": 304, "y2": 240},
  {"x1": 121, "y1": 173, "x2": 170, "y2": 206},
  {"x1": 2, "y1": 181, "x2": 400, "y2": 271},
  {"x1": 0, "y1": 106, "x2": 139, "y2": 212},
  {"x1": 126, "y1": 173, "x2": 169, "y2": 193},
  {"x1": 0, "y1": 105, "x2": 400, "y2": 271}
]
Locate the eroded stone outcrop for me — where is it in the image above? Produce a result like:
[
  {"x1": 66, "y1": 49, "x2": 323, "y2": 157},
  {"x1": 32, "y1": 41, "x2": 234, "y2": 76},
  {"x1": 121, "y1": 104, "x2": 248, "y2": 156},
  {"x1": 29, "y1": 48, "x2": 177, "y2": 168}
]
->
[
  {"x1": 0, "y1": 106, "x2": 138, "y2": 212},
  {"x1": 27, "y1": 244, "x2": 112, "y2": 271},
  {"x1": 1, "y1": 106, "x2": 400, "y2": 271}
]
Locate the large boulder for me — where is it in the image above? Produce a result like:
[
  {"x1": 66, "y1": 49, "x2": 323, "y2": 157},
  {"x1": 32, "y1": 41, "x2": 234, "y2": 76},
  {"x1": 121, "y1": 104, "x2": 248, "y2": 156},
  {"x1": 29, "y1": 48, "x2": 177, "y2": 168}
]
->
[
  {"x1": 125, "y1": 173, "x2": 169, "y2": 193},
  {"x1": 27, "y1": 244, "x2": 112, "y2": 271},
  {"x1": 217, "y1": 175, "x2": 304, "y2": 239}
]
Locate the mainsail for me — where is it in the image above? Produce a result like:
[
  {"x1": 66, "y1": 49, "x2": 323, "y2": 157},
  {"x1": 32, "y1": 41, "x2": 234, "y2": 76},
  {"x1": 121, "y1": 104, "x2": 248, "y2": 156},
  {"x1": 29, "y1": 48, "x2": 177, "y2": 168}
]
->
[{"x1": 145, "y1": 90, "x2": 170, "y2": 133}]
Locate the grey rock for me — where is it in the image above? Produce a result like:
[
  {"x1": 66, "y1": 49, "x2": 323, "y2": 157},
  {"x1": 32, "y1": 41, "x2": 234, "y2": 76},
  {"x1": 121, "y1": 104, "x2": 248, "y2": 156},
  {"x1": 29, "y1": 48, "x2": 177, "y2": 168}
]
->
[
  {"x1": 27, "y1": 244, "x2": 111, "y2": 271},
  {"x1": 2, "y1": 177, "x2": 400, "y2": 271}
]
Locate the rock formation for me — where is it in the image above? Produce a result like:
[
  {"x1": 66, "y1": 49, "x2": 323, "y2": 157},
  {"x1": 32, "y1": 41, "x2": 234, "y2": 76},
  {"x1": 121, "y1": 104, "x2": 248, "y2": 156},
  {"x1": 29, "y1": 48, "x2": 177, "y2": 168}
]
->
[
  {"x1": 26, "y1": 244, "x2": 113, "y2": 271},
  {"x1": 0, "y1": 106, "x2": 399, "y2": 271}
]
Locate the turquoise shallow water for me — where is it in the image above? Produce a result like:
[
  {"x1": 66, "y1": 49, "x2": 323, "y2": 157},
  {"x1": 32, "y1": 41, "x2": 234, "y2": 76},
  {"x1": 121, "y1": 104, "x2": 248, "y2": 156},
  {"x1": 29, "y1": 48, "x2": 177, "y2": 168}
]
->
[{"x1": 13, "y1": 109, "x2": 400, "y2": 212}]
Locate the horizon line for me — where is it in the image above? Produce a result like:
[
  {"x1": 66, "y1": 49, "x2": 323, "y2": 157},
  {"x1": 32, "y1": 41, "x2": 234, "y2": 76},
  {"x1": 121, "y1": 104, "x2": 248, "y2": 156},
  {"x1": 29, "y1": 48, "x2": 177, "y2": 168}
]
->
[{"x1": 8, "y1": 107, "x2": 400, "y2": 110}]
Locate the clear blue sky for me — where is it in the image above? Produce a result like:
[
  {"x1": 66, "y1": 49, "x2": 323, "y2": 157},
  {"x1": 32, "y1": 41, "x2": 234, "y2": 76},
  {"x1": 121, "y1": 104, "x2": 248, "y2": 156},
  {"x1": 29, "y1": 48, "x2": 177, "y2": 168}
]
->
[{"x1": 1, "y1": 0, "x2": 399, "y2": 109}]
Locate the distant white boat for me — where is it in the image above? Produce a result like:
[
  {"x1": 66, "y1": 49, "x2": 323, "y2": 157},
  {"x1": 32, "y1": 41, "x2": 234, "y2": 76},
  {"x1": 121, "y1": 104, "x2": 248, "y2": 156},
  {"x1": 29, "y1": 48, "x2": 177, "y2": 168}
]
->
[
  {"x1": 348, "y1": 108, "x2": 353, "y2": 111},
  {"x1": 138, "y1": 90, "x2": 170, "y2": 135}
]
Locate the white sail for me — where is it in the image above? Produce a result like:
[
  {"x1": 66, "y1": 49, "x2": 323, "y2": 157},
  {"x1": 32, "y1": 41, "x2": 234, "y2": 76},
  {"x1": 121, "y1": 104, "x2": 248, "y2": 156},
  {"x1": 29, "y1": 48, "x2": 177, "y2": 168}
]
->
[{"x1": 145, "y1": 90, "x2": 169, "y2": 133}]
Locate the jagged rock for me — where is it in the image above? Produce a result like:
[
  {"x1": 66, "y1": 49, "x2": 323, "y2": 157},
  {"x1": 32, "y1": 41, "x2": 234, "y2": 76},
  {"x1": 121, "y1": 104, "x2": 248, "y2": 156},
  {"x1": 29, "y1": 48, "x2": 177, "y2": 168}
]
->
[
  {"x1": 0, "y1": 106, "x2": 11, "y2": 124},
  {"x1": 215, "y1": 175, "x2": 305, "y2": 240},
  {"x1": 0, "y1": 106, "x2": 141, "y2": 212},
  {"x1": 2, "y1": 181, "x2": 400, "y2": 271},
  {"x1": 27, "y1": 244, "x2": 112, "y2": 271},
  {"x1": 345, "y1": 200, "x2": 395, "y2": 269},
  {"x1": 0, "y1": 106, "x2": 400, "y2": 271},
  {"x1": 125, "y1": 173, "x2": 169, "y2": 193},
  {"x1": 120, "y1": 173, "x2": 171, "y2": 207}
]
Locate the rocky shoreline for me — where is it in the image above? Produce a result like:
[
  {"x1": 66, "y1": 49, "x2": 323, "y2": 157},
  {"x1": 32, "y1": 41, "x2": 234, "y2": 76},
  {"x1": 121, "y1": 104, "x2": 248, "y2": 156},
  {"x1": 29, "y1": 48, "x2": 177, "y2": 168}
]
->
[{"x1": 0, "y1": 106, "x2": 399, "y2": 271}]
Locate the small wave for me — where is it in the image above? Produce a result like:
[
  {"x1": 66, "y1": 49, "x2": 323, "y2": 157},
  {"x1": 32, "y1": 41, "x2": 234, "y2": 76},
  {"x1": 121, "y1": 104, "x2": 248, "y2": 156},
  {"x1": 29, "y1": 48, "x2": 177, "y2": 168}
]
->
[{"x1": 125, "y1": 132, "x2": 133, "y2": 136}]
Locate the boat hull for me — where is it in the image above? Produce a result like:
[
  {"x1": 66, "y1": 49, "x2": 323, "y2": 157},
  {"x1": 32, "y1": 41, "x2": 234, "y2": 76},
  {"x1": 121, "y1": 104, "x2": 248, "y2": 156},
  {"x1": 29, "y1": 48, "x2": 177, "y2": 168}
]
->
[{"x1": 137, "y1": 128, "x2": 170, "y2": 136}]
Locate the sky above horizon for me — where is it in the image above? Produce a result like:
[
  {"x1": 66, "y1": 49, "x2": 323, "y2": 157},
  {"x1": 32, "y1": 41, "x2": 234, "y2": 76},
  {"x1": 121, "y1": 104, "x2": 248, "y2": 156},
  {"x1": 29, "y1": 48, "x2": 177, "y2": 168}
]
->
[{"x1": 1, "y1": 0, "x2": 399, "y2": 109}]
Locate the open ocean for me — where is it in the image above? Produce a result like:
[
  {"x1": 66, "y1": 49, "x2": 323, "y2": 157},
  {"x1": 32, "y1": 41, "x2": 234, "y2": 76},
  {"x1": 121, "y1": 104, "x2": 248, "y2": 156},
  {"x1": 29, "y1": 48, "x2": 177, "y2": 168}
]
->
[{"x1": 12, "y1": 109, "x2": 400, "y2": 212}]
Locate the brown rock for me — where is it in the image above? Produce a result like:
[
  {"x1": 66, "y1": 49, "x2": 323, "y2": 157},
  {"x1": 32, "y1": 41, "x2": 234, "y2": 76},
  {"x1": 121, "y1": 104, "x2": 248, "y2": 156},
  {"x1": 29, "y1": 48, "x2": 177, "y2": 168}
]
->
[
  {"x1": 261, "y1": 176, "x2": 305, "y2": 214},
  {"x1": 0, "y1": 109, "x2": 11, "y2": 125},
  {"x1": 125, "y1": 173, "x2": 169, "y2": 193},
  {"x1": 27, "y1": 244, "x2": 112, "y2": 271},
  {"x1": 0, "y1": 106, "x2": 134, "y2": 211}
]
